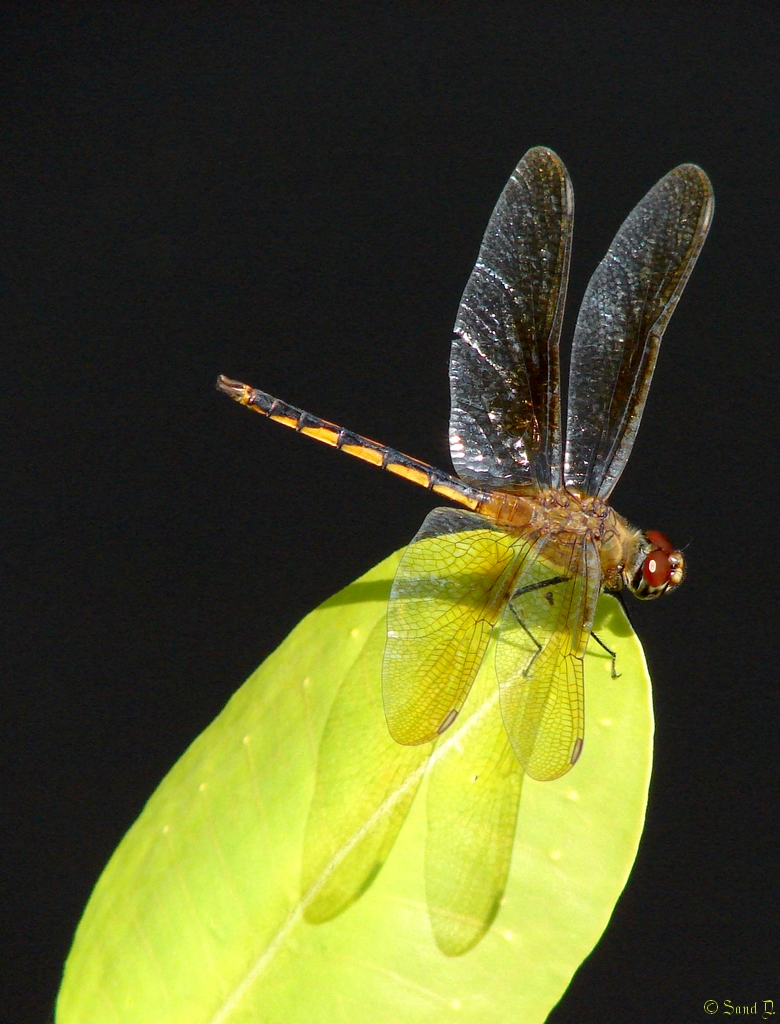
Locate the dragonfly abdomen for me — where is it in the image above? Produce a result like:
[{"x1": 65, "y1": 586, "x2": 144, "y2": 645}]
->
[{"x1": 217, "y1": 375, "x2": 487, "y2": 511}]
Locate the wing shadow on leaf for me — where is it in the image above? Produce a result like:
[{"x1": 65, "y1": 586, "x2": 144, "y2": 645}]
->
[
  {"x1": 302, "y1": 589, "x2": 524, "y2": 956},
  {"x1": 302, "y1": 616, "x2": 430, "y2": 924},
  {"x1": 426, "y1": 654, "x2": 523, "y2": 955}
]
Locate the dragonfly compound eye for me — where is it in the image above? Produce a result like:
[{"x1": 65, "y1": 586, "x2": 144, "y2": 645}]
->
[{"x1": 642, "y1": 548, "x2": 672, "y2": 588}]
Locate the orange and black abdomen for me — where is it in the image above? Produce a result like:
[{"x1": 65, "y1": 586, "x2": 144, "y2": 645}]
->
[{"x1": 216, "y1": 376, "x2": 486, "y2": 511}]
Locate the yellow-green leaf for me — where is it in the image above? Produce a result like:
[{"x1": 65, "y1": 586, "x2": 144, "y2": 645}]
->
[{"x1": 57, "y1": 548, "x2": 652, "y2": 1024}]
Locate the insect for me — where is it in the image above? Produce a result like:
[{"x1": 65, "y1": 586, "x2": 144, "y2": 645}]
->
[{"x1": 218, "y1": 146, "x2": 712, "y2": 784}]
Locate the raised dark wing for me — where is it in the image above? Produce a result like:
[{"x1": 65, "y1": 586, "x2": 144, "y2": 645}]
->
[
  {"x1": 496, "y1": 533, "x2": 601, "y2": 781},
  {"x1": 383, "y1": 508, "x2": 527, "y2": 746},
  {"x1": 450, "y1": 147, "x2": 573, "y2": 492},
  {"x1": 564, "y1": 164, "x2": 713, "y2": 498}
]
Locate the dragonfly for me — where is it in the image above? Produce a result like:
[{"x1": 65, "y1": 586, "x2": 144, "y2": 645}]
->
[
  {"x1": 218, "y1": 147, "x2": 712, "y2": 953},
  {"x1": 218, "y1": 147, "x2": 712, "y2": 779}
]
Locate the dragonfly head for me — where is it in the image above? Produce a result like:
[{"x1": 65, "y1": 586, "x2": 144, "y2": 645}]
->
[{"x1": 626, "y1": 529, "x2": 685, "y2": 600}]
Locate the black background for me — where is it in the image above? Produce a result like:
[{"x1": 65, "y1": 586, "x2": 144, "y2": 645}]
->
[{"x1": 3, "y1": 4, "x2": 779, "y2": 1022}]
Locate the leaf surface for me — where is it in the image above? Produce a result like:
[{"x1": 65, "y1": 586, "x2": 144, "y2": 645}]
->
[{"x1": 57, "y1": 550, "x2": 653, "y2": 1024}]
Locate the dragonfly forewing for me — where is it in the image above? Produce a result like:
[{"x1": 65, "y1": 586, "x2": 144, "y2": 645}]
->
[{"x1": 496, "y1": 535, "x2": 601, "y2": 781}]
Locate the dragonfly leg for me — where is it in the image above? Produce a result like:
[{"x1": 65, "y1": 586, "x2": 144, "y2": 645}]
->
[
  {"x1": 508, "y1": 576, "x2": 568, "y2": 677},
  {"x1": 591, "y1": 631, "x2": 620, "y2": 678},
  {"x1": 614, "y1": 589, "x2": 630, "y2": 626}
]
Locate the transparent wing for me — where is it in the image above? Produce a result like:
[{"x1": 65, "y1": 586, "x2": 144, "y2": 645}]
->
[
  {"x1": 383, "y1": 508, "x2": 527, "y2": 746},
  {"x1": 302, "y1": 618, "x2": 430, "y2": 923},
  {"x1": 450, "y1": 146, "x2": 573, "y2": 491},
  {"x1": 565, "y1": 163, "x2": 713, "y2": 498},
  {"x1": 425, "y1": 652, "x2": 523, "y2": 956},
  {"x1": 496, "y1": 534, "x2": 601, "y2": 781}
]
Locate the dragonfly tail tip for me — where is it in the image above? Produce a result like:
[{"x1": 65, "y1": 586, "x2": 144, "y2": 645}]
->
[{"x1": 216, "y1": 375, "x2": 251, "y2": 404}]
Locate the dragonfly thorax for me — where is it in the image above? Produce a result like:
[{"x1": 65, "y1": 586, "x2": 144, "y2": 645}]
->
[
  {"x1": 477, "y1": 485, "x2": 683, "y2": 600},
  {"x1": 480, "y1": 485, "x2": 621, "y2": 542}
]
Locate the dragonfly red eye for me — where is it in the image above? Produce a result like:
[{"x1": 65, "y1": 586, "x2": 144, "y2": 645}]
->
[
  {"x1": 643, "y1": 549, "x2": 672, "y2": 587},
  {"x1": 645, "y1": 529, "x2": 673, "y2": 554}
]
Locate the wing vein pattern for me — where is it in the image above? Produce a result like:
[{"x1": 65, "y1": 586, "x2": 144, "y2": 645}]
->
[
  {"x1": 450, "y1": 146, "x2": 573, "y2": 491},
  {"x1": 565, "y1": 163, "x2": 713, "y2": 498},
  {"x1": 497, "y1": 533, "x2": 601, "y2": 781},
  {"x1": 383, "y1": 508, "x2": 532, "y2": 746}
]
